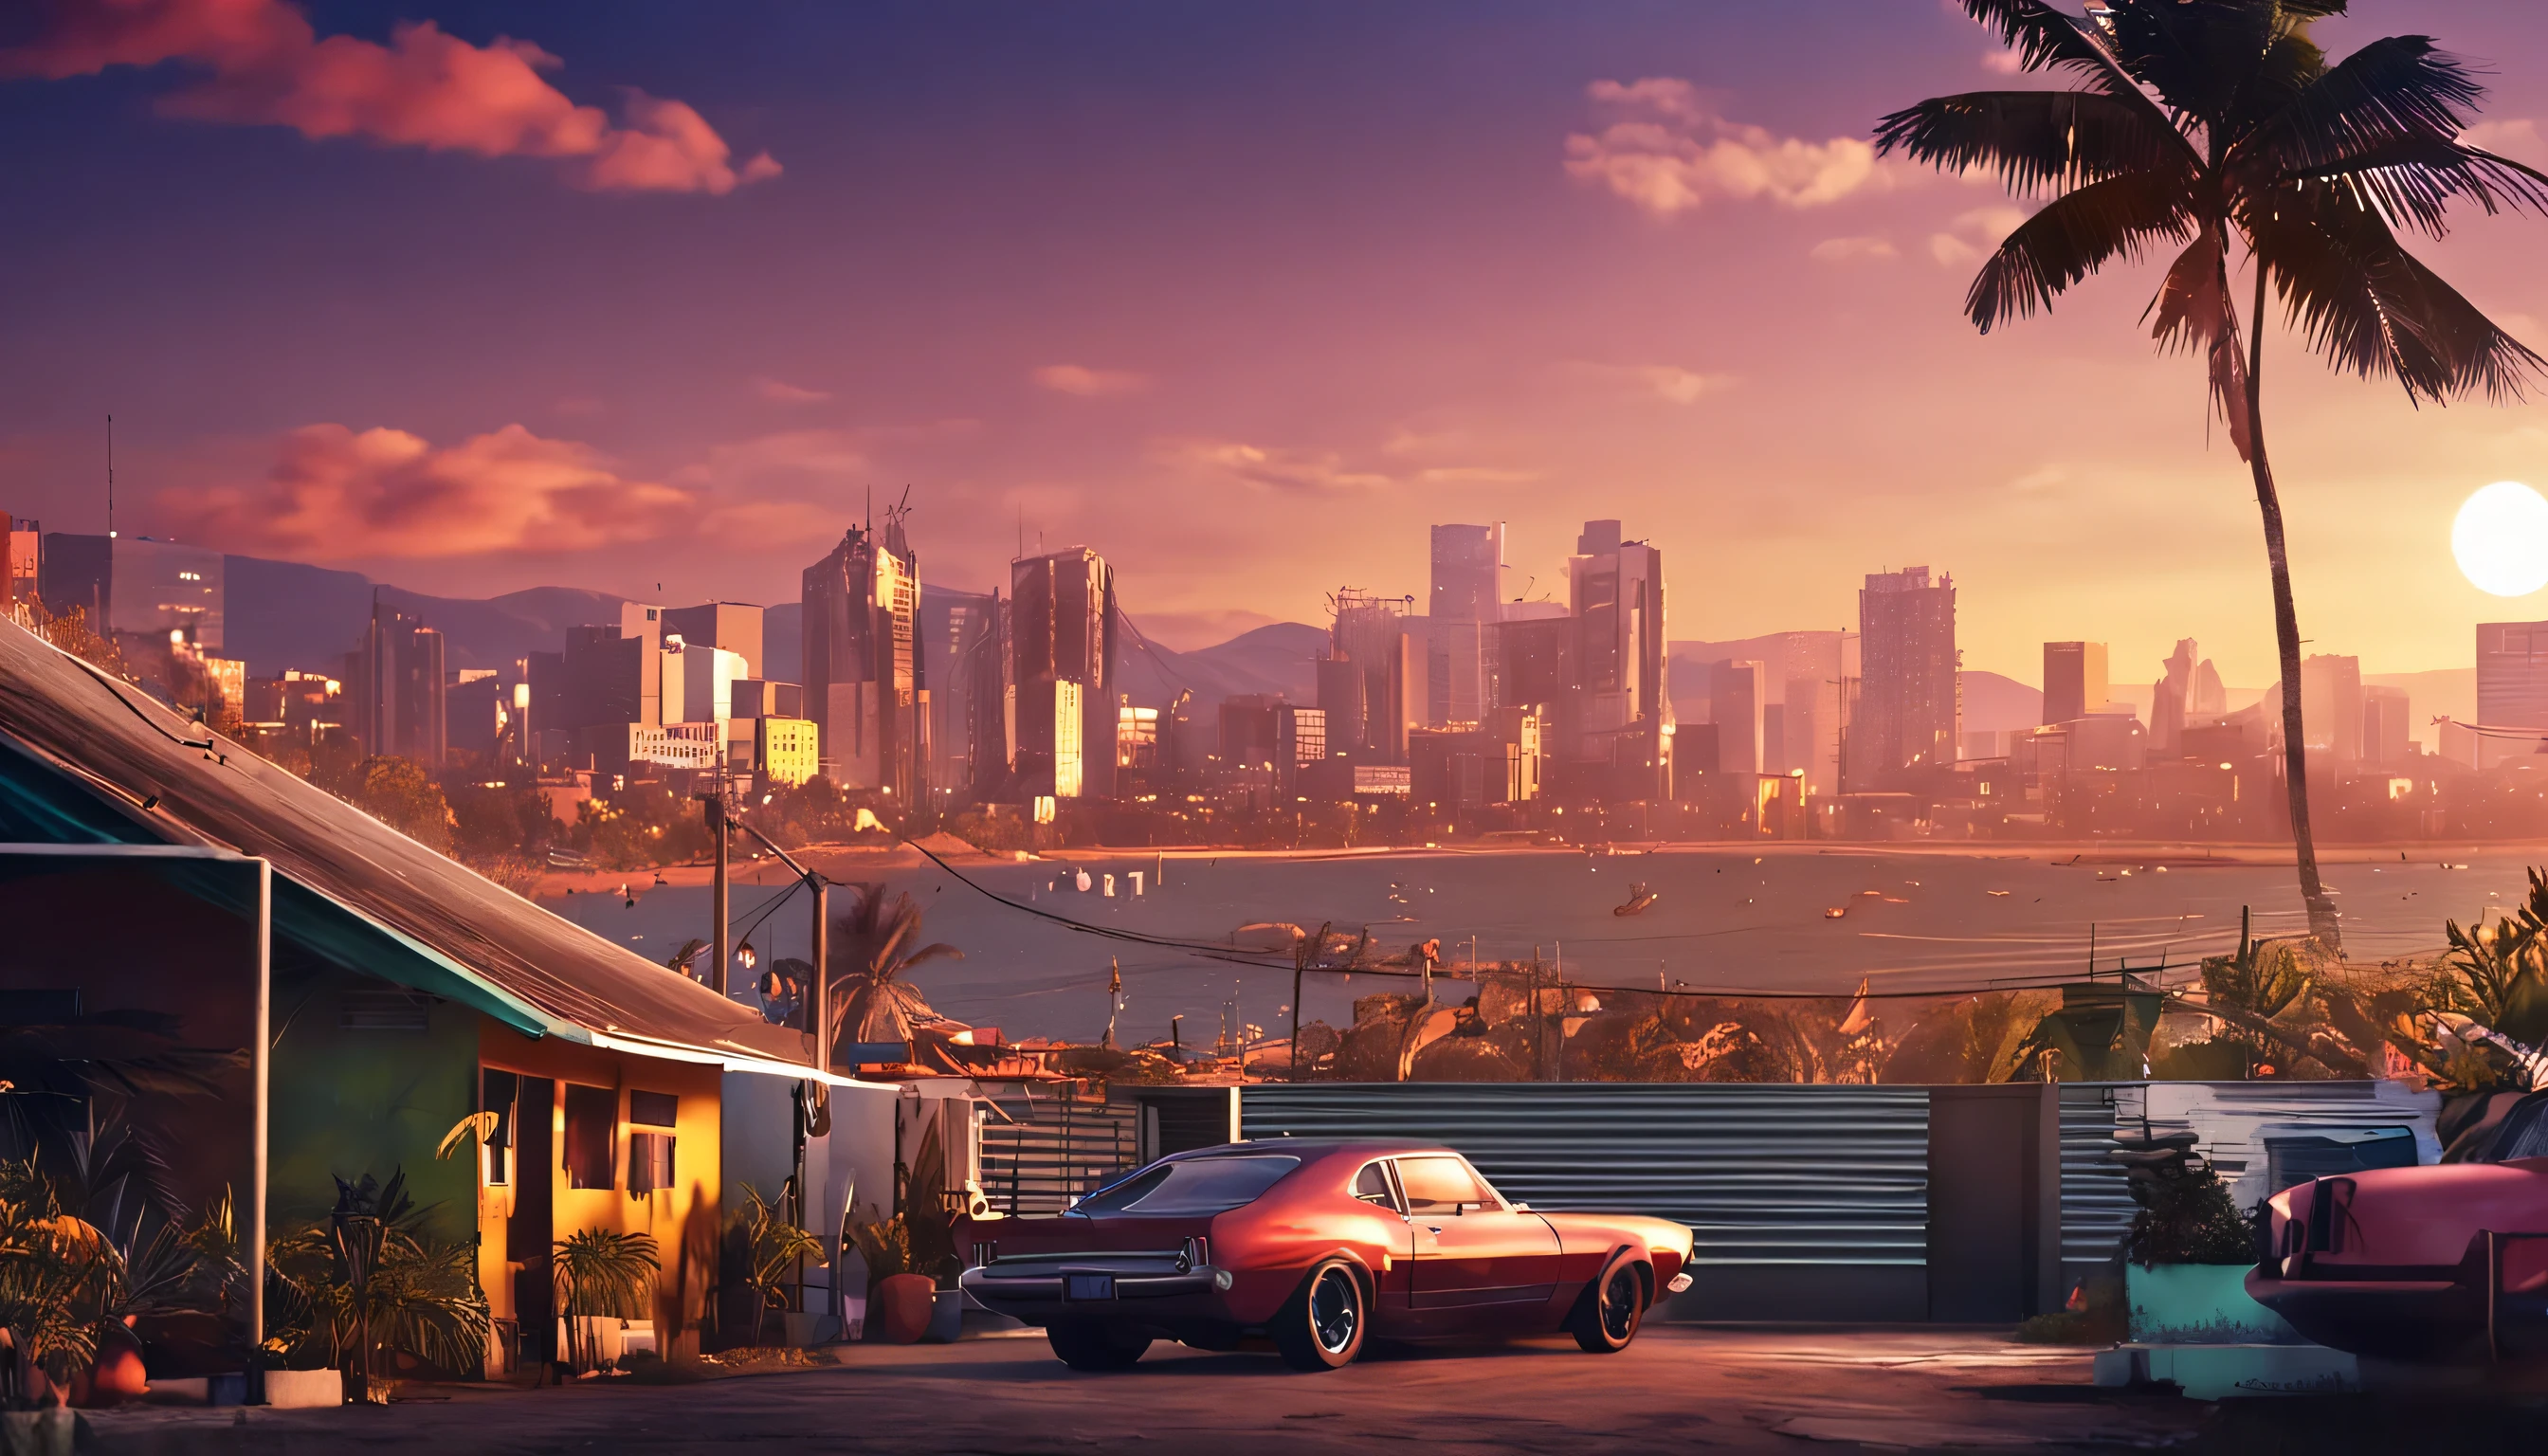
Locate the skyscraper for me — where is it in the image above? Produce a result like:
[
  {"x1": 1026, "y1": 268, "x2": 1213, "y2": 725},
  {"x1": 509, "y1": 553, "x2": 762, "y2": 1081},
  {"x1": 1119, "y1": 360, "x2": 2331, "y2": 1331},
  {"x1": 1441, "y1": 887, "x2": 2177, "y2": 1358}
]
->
[
  {"x1": 802, "y1": 521, "x2": 922, "y2": 799},
  {"x1": 1857, "y1": 567, "x2": 1958, "y2": 788},
  {"x1": 1710, "y1": 659, "x2": 1765, "y2": 774},
  {"x1": 2301, "y1": 654, "x2": 2364, "y2": 762},
  {"x1": 355, "y1": 601, "x2": 446, "y2": 766},
  {"x1": 1429, "y1": 522, "x2": 1502, "y2": 728},
  {"x1": 2363, "y1": 684, "x2": 2411, "y2": 767},
  {"x1": 1330, "y1": 589, "x2": 1415, "y2": 764},
  {"x1": 2478, "y1": 622, "x2": 2548, "y2": 748},
  {"x1": 1010, "y1": 546, "x2": 1116, "y2": 798},
  {"x1": 2043, "y1": 641, "x2": 2107, "y2": 726},
  {"x1": 1568, "y1": 519, "x2": 1669, "y2": 797},
  {"x1": 661, "y1": 602, "x2": 765, "y2": 679}
]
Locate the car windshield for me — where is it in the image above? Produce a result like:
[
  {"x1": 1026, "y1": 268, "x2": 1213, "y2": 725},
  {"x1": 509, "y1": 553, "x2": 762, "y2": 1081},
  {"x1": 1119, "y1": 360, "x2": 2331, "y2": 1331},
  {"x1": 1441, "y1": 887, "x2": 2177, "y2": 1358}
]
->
[{"x1": 1075, "y1": 1156, "x2": 1302, "y2": 1216}]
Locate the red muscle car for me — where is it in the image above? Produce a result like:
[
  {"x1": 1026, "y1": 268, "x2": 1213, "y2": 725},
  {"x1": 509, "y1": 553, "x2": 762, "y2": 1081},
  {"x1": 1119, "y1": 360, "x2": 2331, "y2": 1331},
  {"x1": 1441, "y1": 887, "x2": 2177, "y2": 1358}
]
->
[
  {"x1": 956, "y1": 1139, "x2": 1695, "y2": 1372},
  {"x1": 2247, "y1": 1092, "x2": 2548, "y2": 1362}
]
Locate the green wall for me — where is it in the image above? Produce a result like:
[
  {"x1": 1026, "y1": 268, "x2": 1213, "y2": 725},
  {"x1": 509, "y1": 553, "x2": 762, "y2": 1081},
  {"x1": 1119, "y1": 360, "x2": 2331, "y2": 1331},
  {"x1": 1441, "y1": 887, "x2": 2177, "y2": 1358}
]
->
[{"x1": 267, "y1": 965, "x2": 480, "y2": 1247}]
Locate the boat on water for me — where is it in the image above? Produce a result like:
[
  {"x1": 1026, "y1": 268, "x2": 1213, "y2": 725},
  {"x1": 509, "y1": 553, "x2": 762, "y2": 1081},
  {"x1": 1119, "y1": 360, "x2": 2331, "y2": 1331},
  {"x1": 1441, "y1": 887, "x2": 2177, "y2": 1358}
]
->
[{"x1": 1612, "y1": 883, "x2": 1659, "y2": 917}]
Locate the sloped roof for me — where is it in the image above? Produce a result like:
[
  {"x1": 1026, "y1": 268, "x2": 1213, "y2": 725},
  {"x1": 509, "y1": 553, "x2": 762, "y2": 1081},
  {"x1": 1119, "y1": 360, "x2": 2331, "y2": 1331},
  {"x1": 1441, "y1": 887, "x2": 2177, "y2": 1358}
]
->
[{"x1": 0, "y1": 615, "x2": 810, "y2": 1068}]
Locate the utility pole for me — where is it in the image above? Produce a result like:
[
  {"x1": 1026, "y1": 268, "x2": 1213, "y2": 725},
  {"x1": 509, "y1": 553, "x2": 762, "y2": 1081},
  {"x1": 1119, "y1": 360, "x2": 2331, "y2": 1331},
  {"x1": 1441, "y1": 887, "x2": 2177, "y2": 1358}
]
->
[
  {"x1": 105, "y1": 414, "x2": 116, "y2": 540},
  {"x1": 707, "y1": 782, "x2": 730, "y2": 996},
  {"x1": 810, "y1": 878, "x2": 830, "y2": 1076}
]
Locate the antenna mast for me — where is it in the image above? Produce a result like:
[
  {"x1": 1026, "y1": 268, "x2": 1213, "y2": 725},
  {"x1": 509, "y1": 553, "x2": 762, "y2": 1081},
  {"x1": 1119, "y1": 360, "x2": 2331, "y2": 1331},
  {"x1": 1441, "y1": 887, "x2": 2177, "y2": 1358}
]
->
[{"x1": 106, "y1": 414, "x2": 115, "y2": 539}]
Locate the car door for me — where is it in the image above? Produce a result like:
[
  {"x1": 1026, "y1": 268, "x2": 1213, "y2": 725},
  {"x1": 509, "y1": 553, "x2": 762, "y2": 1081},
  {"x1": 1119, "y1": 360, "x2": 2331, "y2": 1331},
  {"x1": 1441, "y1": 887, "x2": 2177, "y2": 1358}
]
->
[
  {"x1": 1349, "y1": 1159, "x2": 1421, "y2": 1335},
  {"x1": 1394, "y1": 1155, "x2": 1559, "y2": 1328}
]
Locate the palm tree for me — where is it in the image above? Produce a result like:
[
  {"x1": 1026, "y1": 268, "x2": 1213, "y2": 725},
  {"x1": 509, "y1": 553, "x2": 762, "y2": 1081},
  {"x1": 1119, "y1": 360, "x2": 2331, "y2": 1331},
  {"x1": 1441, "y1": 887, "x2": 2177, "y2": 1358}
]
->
[
  {"x1": 824, "y1": 883, "x2": 963, "y2": 1058},
  {"x1": 1879, "y1": 1, "x2": 2548, "y2": 951}
]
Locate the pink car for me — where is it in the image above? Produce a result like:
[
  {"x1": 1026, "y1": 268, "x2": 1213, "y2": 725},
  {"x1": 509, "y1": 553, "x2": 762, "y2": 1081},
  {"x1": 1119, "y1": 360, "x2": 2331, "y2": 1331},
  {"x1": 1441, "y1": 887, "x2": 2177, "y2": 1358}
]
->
[
  {"x1": 957, "y1": 1140, "x2": 1695, "y2": 1372},
  {"x1": 2248, "y1": 1097, "x2": 2548, "y2": 1362}
]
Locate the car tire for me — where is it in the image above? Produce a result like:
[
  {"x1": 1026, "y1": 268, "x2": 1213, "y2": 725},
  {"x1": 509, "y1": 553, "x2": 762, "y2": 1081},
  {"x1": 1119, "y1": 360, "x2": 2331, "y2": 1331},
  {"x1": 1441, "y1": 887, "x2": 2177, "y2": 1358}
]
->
[
  {"x1": 1046, "y1": 1321, "x2": 1151, "y2": 1372},
  {"x1": 1568, "y1": 1252, "x2": 1647, "y2": 1354},
  {"x1": 1273, "y1": 1259, "x2": 1368, "y2": 1372}
]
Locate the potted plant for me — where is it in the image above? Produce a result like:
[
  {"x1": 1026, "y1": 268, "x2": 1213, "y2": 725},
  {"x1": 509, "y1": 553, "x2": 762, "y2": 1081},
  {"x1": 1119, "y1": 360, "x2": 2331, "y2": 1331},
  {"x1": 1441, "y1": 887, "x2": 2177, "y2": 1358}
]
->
[
  {"x1": 2112, "y1": 1134, "x2": 2292, "y2": 1345},
  {"x1": 732, "y1": 1187, "x2": 823, "y2": 1347},
  {"x1": 551, "y1": 1229, "x2": 659, "y2": 1374}
]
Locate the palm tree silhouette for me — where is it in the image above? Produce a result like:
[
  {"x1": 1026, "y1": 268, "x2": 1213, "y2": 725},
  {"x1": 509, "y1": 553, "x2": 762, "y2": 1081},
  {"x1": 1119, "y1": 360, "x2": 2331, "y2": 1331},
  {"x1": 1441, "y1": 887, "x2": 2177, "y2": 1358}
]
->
[
  {"x1": 825, "y1": 883, "x2": 964, "y2": 1057},
  {"x1": 1880, "y1": 0, "x2": 2548, "y2": 951}
]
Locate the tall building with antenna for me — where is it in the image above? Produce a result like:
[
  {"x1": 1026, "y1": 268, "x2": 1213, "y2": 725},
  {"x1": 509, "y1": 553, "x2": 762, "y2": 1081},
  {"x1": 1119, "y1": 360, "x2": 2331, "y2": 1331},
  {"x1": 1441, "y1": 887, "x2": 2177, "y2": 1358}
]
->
[{"x1": 801, "y1": 508, "x2": 924, "y2": 801}]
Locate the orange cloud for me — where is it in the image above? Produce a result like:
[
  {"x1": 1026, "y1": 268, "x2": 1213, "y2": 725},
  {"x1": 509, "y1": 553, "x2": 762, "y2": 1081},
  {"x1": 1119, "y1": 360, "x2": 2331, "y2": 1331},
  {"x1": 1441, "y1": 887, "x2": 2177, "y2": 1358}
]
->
[
  {"x1": 1033, "y1": 364, "x2": 1150, "y2": 397},
  {"x1": 1564, "y1": 78, "x2": 1896, "y2": 216},
  {"x1": 1, "y1": 0, "x2": 778, "y2": 193},
  {"x1": 159, "y1": 422, "x2": 697, "y2": 558}
]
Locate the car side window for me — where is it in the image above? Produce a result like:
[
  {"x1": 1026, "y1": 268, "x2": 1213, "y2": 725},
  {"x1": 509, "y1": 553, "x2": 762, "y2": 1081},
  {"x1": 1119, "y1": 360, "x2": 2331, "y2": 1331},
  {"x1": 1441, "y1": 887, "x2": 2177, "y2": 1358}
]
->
[
  {"x1": 1353, "y1": 1161, "x2": 1402, "y2": 1213},
  {"x1": 1397, "y1": 1156, "x2": 1493, "y2": 1214}
]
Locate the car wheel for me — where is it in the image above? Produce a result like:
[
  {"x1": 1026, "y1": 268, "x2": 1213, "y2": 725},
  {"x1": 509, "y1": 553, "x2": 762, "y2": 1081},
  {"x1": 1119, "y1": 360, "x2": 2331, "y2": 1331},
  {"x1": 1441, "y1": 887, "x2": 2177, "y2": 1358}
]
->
[
  {"x1": 1273, "y1": 1260, "x2": 1367, "y2": 1372},
  {"x1": 1569, "y1": 1253, "x2": 1647, "y2": 1354},
  {"x1": 1046, "y1": 1321, "x2": 1151, "y2": 1372}
]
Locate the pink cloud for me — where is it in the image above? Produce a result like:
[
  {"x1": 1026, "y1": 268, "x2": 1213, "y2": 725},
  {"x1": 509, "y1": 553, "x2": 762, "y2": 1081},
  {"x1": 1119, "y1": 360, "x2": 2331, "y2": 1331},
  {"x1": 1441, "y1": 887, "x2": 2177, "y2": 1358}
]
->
[
  {"x1": 1, "y1": 0, "x2": 778, "y2": 193},
  {"x1": 158, "y1": 422, "x2": 697, "y2": 558},
  {"x1": 1033, "y1": 363, "x2": 1151, "y2": 397},
  {"x1": 751, "y1": 375, "x2": 831, "y2": 404},
  {"x1": 1564, "y1": 77, "x2": 1896, "y2": 216}
]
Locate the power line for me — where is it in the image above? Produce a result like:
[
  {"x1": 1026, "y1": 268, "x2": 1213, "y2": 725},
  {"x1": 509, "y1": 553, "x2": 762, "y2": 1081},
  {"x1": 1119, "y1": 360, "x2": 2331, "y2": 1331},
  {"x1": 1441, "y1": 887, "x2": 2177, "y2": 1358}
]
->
[{"x1": 894, "y1": 832, "x2": 2196, "y2": 1004}]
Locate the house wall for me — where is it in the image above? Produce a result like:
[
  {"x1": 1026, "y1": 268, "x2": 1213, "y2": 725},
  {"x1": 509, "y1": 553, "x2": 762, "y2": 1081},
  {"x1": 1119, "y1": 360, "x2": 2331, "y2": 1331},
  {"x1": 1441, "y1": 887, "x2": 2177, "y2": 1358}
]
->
[
  {"x1": 266, "y1": 968, "x2": 479, "y2": 1244},
  {"x1": 475, "y1": 1025, "x2": 723, "y2": 1362}
]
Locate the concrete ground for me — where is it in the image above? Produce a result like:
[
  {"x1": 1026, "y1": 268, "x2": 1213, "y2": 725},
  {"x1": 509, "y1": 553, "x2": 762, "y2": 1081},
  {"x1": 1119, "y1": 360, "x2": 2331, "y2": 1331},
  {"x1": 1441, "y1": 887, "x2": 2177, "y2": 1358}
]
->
[{"x1": 82, "y1": 1327, "x2": 2213, "y2": 1455}]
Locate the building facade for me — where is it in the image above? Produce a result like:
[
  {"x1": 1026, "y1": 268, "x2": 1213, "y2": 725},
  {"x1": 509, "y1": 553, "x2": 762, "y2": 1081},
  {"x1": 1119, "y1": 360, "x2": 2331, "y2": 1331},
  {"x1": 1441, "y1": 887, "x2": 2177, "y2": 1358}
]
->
[
  {"x1": 803, "y1": 524, "x2": 923, "y2": 800},
  {"x1": 1857, "y1": 567, "x2": 1958, "y2": 790},
  {"x1": 1428, "y1": 522, "x2": 1502, "y2": 729},
  {"x1": 1010, "y1": 549, "x2": 1115, "y2": 799}
]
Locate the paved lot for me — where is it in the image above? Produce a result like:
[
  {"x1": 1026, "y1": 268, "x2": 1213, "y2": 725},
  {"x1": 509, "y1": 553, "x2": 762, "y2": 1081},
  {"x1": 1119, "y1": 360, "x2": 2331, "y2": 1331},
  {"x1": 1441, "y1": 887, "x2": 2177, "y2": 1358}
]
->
[{"x1": 86, "y1": 1328, "x2": 2210, "y2": 1455}]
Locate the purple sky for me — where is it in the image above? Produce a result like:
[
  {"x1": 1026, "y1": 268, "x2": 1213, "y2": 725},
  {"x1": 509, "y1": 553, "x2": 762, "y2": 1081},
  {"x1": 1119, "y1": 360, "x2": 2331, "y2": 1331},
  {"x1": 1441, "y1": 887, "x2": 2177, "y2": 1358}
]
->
[{"x1": 6, "y1": 0, "x2": 2548, "y2": 684}]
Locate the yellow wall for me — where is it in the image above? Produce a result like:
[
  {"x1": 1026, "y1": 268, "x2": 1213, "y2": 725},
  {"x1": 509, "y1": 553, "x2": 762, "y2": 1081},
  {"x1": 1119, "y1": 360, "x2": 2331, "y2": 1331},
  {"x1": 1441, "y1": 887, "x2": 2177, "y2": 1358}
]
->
[{"x1": 475, "y1": 1026, "x2": 725, "y2": 1364}]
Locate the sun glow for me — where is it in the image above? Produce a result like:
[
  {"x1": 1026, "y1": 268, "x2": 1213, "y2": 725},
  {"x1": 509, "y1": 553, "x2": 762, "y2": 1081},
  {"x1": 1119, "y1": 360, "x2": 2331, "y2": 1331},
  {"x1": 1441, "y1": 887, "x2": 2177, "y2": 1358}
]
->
[{"x1": 2452, "y1": 482, "x2": 2548, "y2": 597}]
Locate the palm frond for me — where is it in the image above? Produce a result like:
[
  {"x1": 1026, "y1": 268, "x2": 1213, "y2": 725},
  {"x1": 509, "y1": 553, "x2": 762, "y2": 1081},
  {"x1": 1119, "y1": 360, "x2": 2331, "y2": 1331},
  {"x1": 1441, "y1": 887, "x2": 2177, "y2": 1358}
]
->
[
  {"x1": 2249, "y1": 187, "x2": 2548, "y2": 402},
  {"x1": 2275, "y1": 136, "x2": 2548, "y2": 238},
  {"x1": 2143, "y1": 230, "x2": 2252, "y2": 458},
  {"x1": 1874, "y1": 89, "x2": 2190, "y2": 196},
  {"x1": 2239, "y1": 33, "x2": 2490, "y2": 180},
  {"x1": 1954, "y1": 0, "x2": 2129, "y2": 80},
  {"x1": 2100, "y1": 0, "x2": 2282, "y2": 136},
  {"x1": 1964, "y1": 170, "x2": 2194, "y2": 330}
]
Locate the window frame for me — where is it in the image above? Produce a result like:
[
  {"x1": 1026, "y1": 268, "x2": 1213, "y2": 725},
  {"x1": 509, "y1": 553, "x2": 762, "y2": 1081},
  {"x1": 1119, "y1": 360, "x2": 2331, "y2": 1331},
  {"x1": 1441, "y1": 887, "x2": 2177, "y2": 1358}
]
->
[
  {"x1": 1393, "y1": 1154, "x2": 1502, "y2": 1215},
  {"x1": 1351, "y1": 1158, "x2": 1406, "y2": 1215}
]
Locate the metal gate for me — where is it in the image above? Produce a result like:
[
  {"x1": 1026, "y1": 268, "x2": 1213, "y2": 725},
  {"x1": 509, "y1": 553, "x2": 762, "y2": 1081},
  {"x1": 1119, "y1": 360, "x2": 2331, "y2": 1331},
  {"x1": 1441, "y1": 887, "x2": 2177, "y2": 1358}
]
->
[{"x1": 979, "y1": 1091, "x2": 1137, "y2": 1214}]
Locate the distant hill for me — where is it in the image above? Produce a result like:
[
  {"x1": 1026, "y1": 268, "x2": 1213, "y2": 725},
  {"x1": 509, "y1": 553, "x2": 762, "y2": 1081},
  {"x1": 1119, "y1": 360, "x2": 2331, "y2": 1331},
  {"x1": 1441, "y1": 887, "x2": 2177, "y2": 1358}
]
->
[
  {"x1": 1960, "y1": 670, "x2": 2043, "y2": 735},
  {"x1": 223, "y1": 555, "x2": 623, "y2": 677},
  {"x1": 1119, "y1": 622, "x2": 1323, "y2": 706}
]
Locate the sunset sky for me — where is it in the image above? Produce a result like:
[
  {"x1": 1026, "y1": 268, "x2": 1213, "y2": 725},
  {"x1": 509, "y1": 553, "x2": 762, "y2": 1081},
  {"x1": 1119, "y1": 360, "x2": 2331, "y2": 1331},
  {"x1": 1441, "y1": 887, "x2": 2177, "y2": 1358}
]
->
[{"x1": 8, "y1": 0, "x2": 2548, "y2": 687}]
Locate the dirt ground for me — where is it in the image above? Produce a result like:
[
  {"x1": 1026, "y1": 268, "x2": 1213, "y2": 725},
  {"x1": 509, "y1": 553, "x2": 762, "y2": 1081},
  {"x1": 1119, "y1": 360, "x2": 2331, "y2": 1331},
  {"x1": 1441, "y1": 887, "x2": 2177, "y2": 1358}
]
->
[{"x1": 85, "y1": 1326, "x2": 2212, "y2": 1455}]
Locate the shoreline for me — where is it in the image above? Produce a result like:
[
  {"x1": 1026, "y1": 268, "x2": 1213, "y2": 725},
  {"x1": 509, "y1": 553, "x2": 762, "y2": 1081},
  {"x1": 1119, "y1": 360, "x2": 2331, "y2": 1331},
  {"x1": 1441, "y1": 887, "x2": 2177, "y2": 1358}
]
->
[{"x1": 527, "y1": 837, "x2": 2548, "y2": 901}]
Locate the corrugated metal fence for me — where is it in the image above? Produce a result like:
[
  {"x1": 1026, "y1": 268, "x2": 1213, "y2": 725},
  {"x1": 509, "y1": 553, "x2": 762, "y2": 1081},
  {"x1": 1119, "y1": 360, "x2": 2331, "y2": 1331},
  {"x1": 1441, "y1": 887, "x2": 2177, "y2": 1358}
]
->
[{"x1": 1240, "y1": 1083, "x2": 1932, "y2": 1267}]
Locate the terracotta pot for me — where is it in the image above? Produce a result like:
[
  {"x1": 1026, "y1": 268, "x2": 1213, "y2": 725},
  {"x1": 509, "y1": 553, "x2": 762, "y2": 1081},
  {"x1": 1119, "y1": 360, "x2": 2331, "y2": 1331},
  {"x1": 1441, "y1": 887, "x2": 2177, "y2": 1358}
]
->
[
  {"x1": 875, "y1": 1274, "x2": 938, "y2": 1344},
  {"x1": 69, "y1": 1325, "x2": 149, "y2": 1409}
]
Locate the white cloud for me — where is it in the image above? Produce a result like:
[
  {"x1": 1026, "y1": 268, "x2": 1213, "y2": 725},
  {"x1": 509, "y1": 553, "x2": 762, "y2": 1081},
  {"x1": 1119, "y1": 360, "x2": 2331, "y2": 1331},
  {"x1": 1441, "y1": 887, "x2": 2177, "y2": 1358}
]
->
[
  {"x1": 1928, "y1": 206, "x2": 2032, "y2": 267},
  {"x1": 1811, "y1": 235, "x2": 1898, "y2": 263},
  {"x1": 1159, "y1": 438, "x2": 1393, "y2": 494},
  {"x1": 1980, "y1": 49, "x2": 2027, "y2": 76},
  {"x1": 1563, "y1": 77, "x2": 1902, "y2": 217}
]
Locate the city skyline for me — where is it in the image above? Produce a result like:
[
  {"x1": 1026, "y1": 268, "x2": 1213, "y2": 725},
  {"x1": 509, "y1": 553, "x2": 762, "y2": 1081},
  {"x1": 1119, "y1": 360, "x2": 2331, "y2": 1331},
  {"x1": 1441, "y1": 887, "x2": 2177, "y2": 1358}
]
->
[{"x1": 8, "y1": 2, "x2": 2548, "y2": 686}]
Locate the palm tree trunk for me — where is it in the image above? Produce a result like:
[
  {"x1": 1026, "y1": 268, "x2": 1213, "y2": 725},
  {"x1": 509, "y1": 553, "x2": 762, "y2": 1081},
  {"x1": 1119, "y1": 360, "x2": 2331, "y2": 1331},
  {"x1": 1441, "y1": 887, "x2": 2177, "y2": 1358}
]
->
[{"x1": 2244, "y1": 263, "x2": 2343, "y2": 954}]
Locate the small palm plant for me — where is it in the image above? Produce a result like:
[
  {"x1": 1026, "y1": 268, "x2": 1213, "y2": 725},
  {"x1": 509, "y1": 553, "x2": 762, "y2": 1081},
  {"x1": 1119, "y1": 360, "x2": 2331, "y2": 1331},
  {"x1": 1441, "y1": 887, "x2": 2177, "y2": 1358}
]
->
[
  {"x1": 733, "y1": 1186, "x2": 824, "y2": 1346},
  {"x1": 265, "y1": 1171, "x2": 489, "y2": 1402},
  {"x1": 551, "y1": 1228, "x2": 659, "y2": 1373}
]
